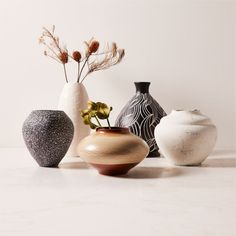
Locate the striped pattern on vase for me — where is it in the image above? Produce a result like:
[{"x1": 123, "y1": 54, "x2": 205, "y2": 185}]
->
[{"x1": 115, "y1": 82, "x2": 166, "y2": 157}]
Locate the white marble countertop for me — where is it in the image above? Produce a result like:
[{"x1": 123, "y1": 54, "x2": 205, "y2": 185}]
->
[{"x1": 0, "y1": 148, "x2": 235, "y2": 236}]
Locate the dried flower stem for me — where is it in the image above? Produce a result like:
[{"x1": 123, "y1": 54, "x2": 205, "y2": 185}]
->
[
  {"x1": 47, "y1": 54, "x2": 61, "y2": 63},
  {"x1": 43, "y1": 43, "x2": 59, "y2": 59},
  {"x1": 80, "y1": 72, "x2": 89, "y2": 83},
  {"x1": 63, "y1": 64, "x2": 68, "y2": 83},
  {"x1": 40, "y1": 26, "x2": 125, "y2": 84},
  {"x1": 77, "y1": 62, "x2": 80, "y2": 82},
  {"x1": 92, "y1": 51, "x2": 113, "y2": 56},
  {"x1": 42, "y1": 27, "x2": 62, "y2": 53},
  {"x1": 78, "y1": 55, "x2": 90, "y2": 83}
]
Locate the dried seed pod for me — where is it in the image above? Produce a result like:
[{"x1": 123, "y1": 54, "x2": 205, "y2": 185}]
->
[
  {"x1": 88, "y1": 41, "x2": 99, "y2": 54},
  {"x1": 117, "y1": 49, "x2": 125, "y2": 63},
  {"x1": 59, "y1": 51, "x2": 68, "y2": 64},
  {"x1": 111, "y1": 42, "x2": 117, "y2": 56},
  {"x1": 119, "y1": 49, "x2": 125, "y2": 58},
  {"x1": 72, "y1": 51, "x2": 81, "y2": 62}
]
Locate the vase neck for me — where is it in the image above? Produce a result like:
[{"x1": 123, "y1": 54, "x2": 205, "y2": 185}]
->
[{"x1": 135, "y1": 82, "x2": 150, "y2": 94}]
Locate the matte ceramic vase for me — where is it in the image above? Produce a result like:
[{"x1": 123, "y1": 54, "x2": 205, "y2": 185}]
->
[
  {"x1": 155, "y1": 110, "x2": 217, "y2": 166},
  {"x1": 58, "y1": 82, "x2": 90, "y2": 156},
  {"x1": 22, "y1": 110, "x2": 74, "y2": 167},
  {"x1": 77, "y1": 127, "x2": 149, "y2": 176},
  {"x1": 115, "y1": 82, "x2": 166, "y2": 157}
]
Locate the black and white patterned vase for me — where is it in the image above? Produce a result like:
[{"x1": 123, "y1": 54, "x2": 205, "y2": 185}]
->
[
  {"x1": 22, "y1": 110, "x2": 74, "y2": 167},
  {"x1": 115, "y1": 82, "x2": 166, "y2": 157}
]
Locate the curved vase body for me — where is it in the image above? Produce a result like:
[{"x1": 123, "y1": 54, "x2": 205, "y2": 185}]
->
[
  {"x1": 155, "y1": 110, "x2": 217, "y2": 166},
  {"x1": 115, "y1": 82, "x2": 166, "y2": 157},
  {"x1": 77, "y1": 127, "x2": 149, "y2": 175},
  {"x1": 58, "y1": 82, "x2": 90, "y2": 156},
  {"x1": 22, "y1": 110, "x2": 74, "y2": 167}
]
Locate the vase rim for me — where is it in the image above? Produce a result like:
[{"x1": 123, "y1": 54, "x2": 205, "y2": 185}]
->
[
  {"x1": 96, "y1": 127, "x2": 130, "y2": 134},
  {"x1": 134, "y1": 81, "x2": 151, "y2": 84},
  {"x1": 31, "y1": 110, "x2": 65, "y2": 113},
  {"x1": 172, "y1": 109, "x2": 200, "y2": 113},
  {"x1": 64, "y1": 81, "x2": 81, "y2": 84}
]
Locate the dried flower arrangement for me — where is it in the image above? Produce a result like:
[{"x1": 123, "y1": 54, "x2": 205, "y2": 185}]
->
[
  {"x1": 80, "y1": 101, "x2": 112, "y2": 129},
  {"x1": 39, "y1": 26, "x2": 125, "y2": 83}
]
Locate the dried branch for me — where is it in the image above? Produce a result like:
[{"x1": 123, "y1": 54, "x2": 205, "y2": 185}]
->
[
  {"x1": 39, "y1": 26, "x2": 125, "y2": 84},
  {"x1": 80, "y1": 45, "x2": 125, "y2": 83},
  {"x1": 39, "y1": 26, "x2": 69, "y2": 82}
]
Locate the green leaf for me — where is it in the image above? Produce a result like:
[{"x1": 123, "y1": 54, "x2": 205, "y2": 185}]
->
[
  {"x1": 96, "y1": 102, "x2": 112, "y2": 119},
  {"x1": 89, "y1": 122, "x2": 98, "y2": 129},
  {"x1": 80, "y1": 109, "x2": 92, "y2": 125},
  {"x1": 80, "y1": 109, "x2": 90, "y2": 118},
  {"x1": 83, "y1": 115, "x2": 91, "y2": 125},
  {"x1": 87, "y1": 101, "x2": 97, "y2": 111},
  {"x1": 80, "y1": 101, "x2": 113, "y2": 128}
]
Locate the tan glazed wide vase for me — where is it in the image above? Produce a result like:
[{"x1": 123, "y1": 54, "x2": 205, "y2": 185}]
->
[{"x1": 77, "y1": 127, "x2": 149, "y2": 176}]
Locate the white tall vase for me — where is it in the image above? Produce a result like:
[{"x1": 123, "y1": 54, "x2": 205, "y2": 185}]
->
[
  {"x1": 58, "y1": 82, "x2": 90, "y2": 156},
  {"x1": 155, "y1": 110, "x2": 217, "y2": 166}
]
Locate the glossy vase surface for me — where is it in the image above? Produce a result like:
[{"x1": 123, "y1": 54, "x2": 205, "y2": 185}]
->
[
  {"x1": 58, "y1": 82, "x2": 90, "y2": 156},
  {"x1": 155, "y1": 110, "x2": 217, "y2": 166},
  {"x1": 115, "y1": 82, "x2": 166, "y2": 157},
  {"x1": 22, "y1": 110, "x2": 74, "y2": 167},
  {"x1": 77, "y1": 127, "x2": 149, "y2": 176}
]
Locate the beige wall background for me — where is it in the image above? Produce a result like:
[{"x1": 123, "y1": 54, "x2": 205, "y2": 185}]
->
[{"x1": 0, "y1": 0, "x2": 235, "y2": 149}]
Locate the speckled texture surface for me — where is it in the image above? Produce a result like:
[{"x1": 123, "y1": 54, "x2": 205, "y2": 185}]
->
[{"x1": 22, "y1": 110, "x2": 74, "y2": 167}]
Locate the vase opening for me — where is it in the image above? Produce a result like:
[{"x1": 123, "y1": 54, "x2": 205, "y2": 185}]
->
[
  {"x1": 32, "y1": 110, "x2": 63, "y2": 112},
  {"x1": 31, "y1": 110, "x2": 65, "y2": 115},
  {"x1": 96, "y1": 127, "x2": 130, "y2": 134},
  {"x1": 172, "y1": 109, "x2": 200, "y2": 114},
  {"x1": 134, "y1": 82, "x2": 150, "y2": 94}
]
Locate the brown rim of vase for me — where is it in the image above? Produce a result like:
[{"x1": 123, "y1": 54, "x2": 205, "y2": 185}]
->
[{"x1": 96, "y1": 127, "x2": 130, "y2": 134}]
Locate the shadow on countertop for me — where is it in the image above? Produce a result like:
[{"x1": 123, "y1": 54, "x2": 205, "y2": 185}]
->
[
  {"x1": 59, "y1": 161, "x2": 89, "y2": 169},
  {"x1": 120, "y1": 166, "x2": 184, "y2": 179},
  {"x1": 202, "y1": 157, "x2": 236, "y2": 168},
  {"x1": 59, "y1": 162, "x2": 185, "y2": 179}
]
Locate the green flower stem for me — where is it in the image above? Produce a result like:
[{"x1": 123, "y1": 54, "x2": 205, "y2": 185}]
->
[
  {"x1": 107, "y1": 118, "x2": 111, "y2": 129},
  {"x1": 95, "y1": 115, "x2": 102, "y2": 127}
]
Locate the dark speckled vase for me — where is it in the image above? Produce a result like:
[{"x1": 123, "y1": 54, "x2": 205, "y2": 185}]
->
[{"x1": 22, "y1": 110, "x2": 74, "y2": 167}]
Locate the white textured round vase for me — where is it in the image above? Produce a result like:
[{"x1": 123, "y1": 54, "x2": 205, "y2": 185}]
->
[
  {"x1": 155, "y1": 110, "x2": 217, "y2": 166},
  {"x1": 58, "y1": 82, "x2": 90, "y2": 156}
]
